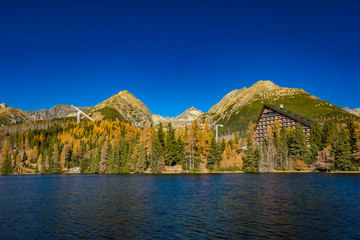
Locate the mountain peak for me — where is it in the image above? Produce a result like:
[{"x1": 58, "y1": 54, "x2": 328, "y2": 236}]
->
[
  {"x1": 251, "y1": 80, "x2": 279, "y2": 91},
  {"x1": 118, "y1": 90, "x2": 130, "y2": 95},
  {"x1": 207, "y1": 80, "x2": 351, "y2": 135},
  {"x1": 185, "y1": 106, "x2": 201, "y2": 112},
  {"x1": 27, "y1": 104, "x2": 92, "y2": 120},
  {"x1": 152, "y1": 107, "x2": 204, "y2": 127},
  {"x1": 254, "y1": 80, "x2": 276, "y2": 86},
  {"x1": 0, "y1": 103, "x2": 8, "y2": 109},
  {"x1": 89, "y1": 90, "x2": 152, "y2": 127},
  {"x1": 0, "y1": 106, "x2": 32, "y2": 126},
  {"x1": 171, "y1": 107, "x2": 203, "y2": 126}
]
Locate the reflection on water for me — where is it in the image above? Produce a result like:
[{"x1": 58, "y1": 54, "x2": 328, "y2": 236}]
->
[{"x1": 0, "y1": 174, "x2": 359, "y2": 239}]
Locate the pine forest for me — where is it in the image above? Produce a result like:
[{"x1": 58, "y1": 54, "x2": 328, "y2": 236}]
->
[{"x1": 0, "y1": 117, "x2": 360, "y2": 175}]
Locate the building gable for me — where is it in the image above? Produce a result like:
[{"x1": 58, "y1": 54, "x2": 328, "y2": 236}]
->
[{"x1": 254, "y1": 104, "x2": 314, "y2": 146}]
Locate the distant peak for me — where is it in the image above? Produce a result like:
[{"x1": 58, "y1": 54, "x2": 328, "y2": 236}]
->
[
  {"x1": 50, "y1": 104, "x2": 69, "y2": 110},
  {"x1": 0, "y1": 103, "x2": 8, "y2": 109},
  {"x1": 185, "y1": 107, "x2": 203, "y2": 113},
  {"x1": 253, "y1": 80, "x2": 276, "y2": 87},
  {"x1": 117, "y1": 90, "x2": 132, "y2": 96}
]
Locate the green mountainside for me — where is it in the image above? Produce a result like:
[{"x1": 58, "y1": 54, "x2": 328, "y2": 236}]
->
[
  {"x1": 0, "y1": 81, "x2": 357, "y2": 132},
  {"x1": 88, "y1": 90, "x2": 153, "y2": 128},
  {"x1": 206, "y1": 81, "x2": 355, "y2": 136}
]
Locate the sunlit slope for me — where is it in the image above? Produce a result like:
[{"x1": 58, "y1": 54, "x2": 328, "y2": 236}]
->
[{"x1": 206, "y1": 81, "x2": 354, "y2": 135}]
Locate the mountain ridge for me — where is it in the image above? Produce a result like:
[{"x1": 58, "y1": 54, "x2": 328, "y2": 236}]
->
[
  {"x1": 152, "y1": 107, "x2": 204, "y2": 127},
  {"x1": 205, "y1": 80, "x2": 353, "y2": 135},
  {"x1": 88, "y1": 90, "x2": 153, "y2": 128},
  {"x1": 0, "y1": 106, "x2": 33, "y2": 126},
  {"x1": 26, "y1": 104, "x2": 91, "y2": 120},
  {"x1": 344, "y1": 107, "x2": 360, "y2": 117},
  {"x1": 0, "y1": 81, "x2": 356, "y2": 132}
]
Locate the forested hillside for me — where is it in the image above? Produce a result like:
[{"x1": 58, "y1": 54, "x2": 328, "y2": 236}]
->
[
  {"x1": 207, "y1": 81, "x2": 355, "y2": 136},
  {"x1": 0, "y1": 116, "x2": 359, "y2": 174}
]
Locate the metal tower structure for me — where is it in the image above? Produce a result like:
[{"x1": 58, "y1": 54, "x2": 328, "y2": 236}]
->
[
  {"x1": 200, "y1": 123, "x2": 224, "y2": 142},
  {"x1": 70, "y1": 105, "x2": 94, "y2": 123},
  {"x1": 213, "y1": 124, "x2": 224, "y2": 142}
]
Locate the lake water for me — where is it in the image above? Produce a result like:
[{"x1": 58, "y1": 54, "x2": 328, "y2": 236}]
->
[{"x1": 0, "y1": 174, "x2": 359, "y2": 239}]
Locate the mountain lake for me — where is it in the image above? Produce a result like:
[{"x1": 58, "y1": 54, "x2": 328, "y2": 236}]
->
[{"x1": 0, "y1": 173, "x2": 359, "y2": 239}]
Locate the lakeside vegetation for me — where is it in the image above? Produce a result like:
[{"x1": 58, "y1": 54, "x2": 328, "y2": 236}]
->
[{"x1": 0, "y1": 117, "x2": 360, "y2": 175}]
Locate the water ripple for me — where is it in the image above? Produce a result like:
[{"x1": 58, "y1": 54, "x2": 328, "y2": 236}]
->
[{"x1": 0, "y1": 174, "x2": 359, "y2": 239}]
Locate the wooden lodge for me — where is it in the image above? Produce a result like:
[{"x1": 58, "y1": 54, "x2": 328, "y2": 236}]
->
[{"x1": 254, "y1": 104, "x2": 314, "y2": 146}]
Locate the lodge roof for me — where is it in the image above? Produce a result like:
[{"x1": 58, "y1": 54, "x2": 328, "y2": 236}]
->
[{"x1": 261, "y1": 104, "x2": 315, "y2": 127}]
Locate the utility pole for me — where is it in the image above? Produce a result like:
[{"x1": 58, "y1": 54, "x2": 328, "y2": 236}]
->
[
  {"x1": 70, "y1": 105, "x2": 94, "y2": 123},
  {"x1": 214, "y1": 124, "x2": 223, "y2": 142}
]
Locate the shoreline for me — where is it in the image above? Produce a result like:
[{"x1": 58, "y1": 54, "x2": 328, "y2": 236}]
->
[{"x1": 2, "y1": 170, "x2": 360, "y2": 176}]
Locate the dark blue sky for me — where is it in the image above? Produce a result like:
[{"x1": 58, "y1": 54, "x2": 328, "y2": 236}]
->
[{"x1": 1, "y1": 0, "x2": 359, "y2": 116}]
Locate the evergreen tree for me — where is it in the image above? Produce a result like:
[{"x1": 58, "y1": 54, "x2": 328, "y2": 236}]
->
[
  {"x1": 308, "y1": 143, "x2": 319, "y2": 164},
  {"x1": 333, "y1": 127, "x2": 354, "y2": 171},
  {"x1": 176, "y1": 136, "x2": 185, "y2": 170},
  {"x1": 0, "y1": 140, "x2": 12, "y2": 174},
  {"x1": 310, "y1": 121, "x2": 322, "y2": 150},
  {"x1": 165, "y1": 123, "x2": 178, "y2": 166},
  {"x1": 288, "y1": 124, "x2": 309, "y2": 163},
  {"x1": 243, "y1": 124, "x2": 260, "y2": 173},
  {"x1": 72, "y1": 141, "x2": 82, "y2": 167},
  {"x1": 243, "y1": 146, "x2": 259, "y2": 173},
  {"x1": 99, "y1": 141, "x2": 109, "y2": 173},
  {"x1": 157, "y1": 123, "x2": 165, "y2": 156},
  {"x1": 322, "y1": 120, "x2": 338, "y2": 148},
  {"x1": 354, "y1": 120, "x2": 360, "y2": 164},
  {"x1": 346, "y1": 119, "x2": 356, "y2": 151},
  {"x1": 108, "y1": 141, "x2": 120, "y2": 174},
  {"x1": 90, "y1": 147, "x2": 101, "y2": 173},
  {"x1": 50, "y1": 144, "x2": 61, "y2": 174},
  {"x1": 220, "y1": 139, "x2": 226, "y2": 153},
  {"x1": 79, "y1": 158, "x2": 88, "y2": 173},
  {"x1": 207, "y1": 137, "x2": 222, "y2": 171},
  {"x1": 233, "y1": 132, "x2": 239, "y2": 146},
  {"x1": 150, "y1": 134, "x2": 163, "y2": 173},
  {"x1": 119, "y1": 138, "x2": 131, "y2": 174},
  {"x1": 0, "y1": 154, "x2": 13, "y2": 175}
]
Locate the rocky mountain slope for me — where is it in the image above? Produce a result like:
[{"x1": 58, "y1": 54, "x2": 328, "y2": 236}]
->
[
  {"x1": 1, "y1": 81, "x2": 355, "y2": 131},
  {"x1": 26, "y1": 104, "x2": 91, "y2": 120},
  {"x1": 88, "y1": 90, "x2": 153, "y2": 128},
  {"x1": 344, "y1": 107, "x2": 360, "y2": 117},
  {"x1": 206, "y1": 80, "x2": 354, "y2": 135},
  {"x1": 152, "y1": 107, "x2": 203, "y2": 127},
  {"x1": 0, "y1": 104, "x2": 33, "y2": 126}
]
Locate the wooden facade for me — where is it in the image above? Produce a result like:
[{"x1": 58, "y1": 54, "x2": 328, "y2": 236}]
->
[{"x1": 254, "y1": 104, "x2": 314, "y2": 146}]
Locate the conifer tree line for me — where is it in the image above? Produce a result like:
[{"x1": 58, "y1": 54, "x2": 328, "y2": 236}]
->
[
  {"x1": 243, "y1": 119, "x2": 360, "y2": 172},
  {"x1": 0, "y1": 118, "x2": 359, "y2": 174},
  {"x1": 0, "y1": 120, "x2": 244, "y2": 174}
]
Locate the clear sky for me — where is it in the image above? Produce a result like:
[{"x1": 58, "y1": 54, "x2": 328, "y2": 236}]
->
[{"x1": 1, "y1": 0, "x2": 359, "y2": 116}]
